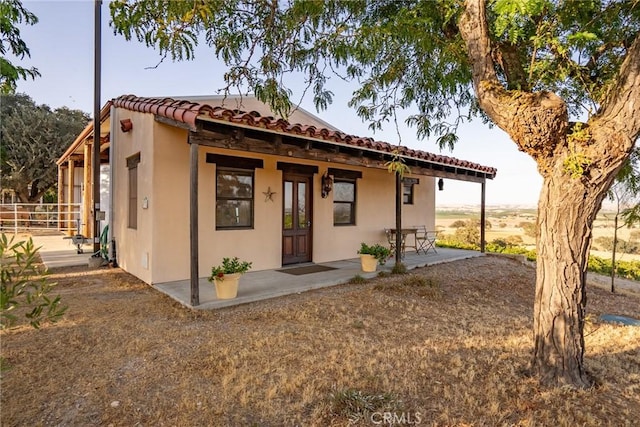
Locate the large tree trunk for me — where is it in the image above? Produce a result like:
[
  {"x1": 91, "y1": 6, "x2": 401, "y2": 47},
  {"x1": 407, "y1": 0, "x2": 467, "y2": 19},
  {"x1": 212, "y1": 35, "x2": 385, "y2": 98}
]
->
[
  {"x1": 460, "y1": 0, "x2": 640, "y2": 388},
  {"x1": 532, "y1": 177, "x2": 597, "y2": 387}
]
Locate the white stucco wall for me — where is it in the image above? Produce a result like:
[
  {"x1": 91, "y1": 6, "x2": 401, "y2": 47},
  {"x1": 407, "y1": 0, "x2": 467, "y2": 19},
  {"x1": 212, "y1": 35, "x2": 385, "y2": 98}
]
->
[
  {"x1": 111, "y1": 107, "x2": 436, "y2": 284},
  {"x1": 111, "y1": 109, "x2": 156, "y2": 284}
]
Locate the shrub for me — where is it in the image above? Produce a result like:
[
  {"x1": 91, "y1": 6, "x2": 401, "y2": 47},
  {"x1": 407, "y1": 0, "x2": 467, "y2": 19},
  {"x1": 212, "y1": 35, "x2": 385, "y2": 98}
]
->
[
  {"x1": 348, "y1": 274, "x2": 367, "y2": 284},
  {"x1": 595, "y1": 236, "x2": 614, "y2": 252},
  {"x1": 436, "y1": 238, "x2": 479, "y2": 251},
  {"x1": 588, "y1": 255, "x2": 640, "y2": 281},
  {"x1": 518, "y1": 221, "x2": 537, "y2": 238},
  {"x1": 440, "y1": 237, "x2": 640, "y2": 278},
  {"x1": 391, "y1": 262, "x2": 407, "y2": 274},
  {"x1": 505, "y1": 235, "x2": 524, "y2": 246},
  {"x1": 454, "y1": 224, "x2": 480, "y2": 246},
  {"x1": 328, "y1": 388, "x2": 403, "y2": 423},
  {"x1": 1, "y1": 234, "x2": 66, "y2": 329}
]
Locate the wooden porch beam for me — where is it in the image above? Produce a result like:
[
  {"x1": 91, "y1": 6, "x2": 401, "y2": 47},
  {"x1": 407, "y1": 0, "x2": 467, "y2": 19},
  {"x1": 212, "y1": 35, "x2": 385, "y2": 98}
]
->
[
  {"x1": 155, "y1": 114, "x2": 195, "y2": 131},
  {"x1": 191, "y1": 128, "x2": 492, "y2": 182},
  {"x1": 191, "y1": 131, "x2": 380, "y2": 169},
  {"x1": 408, "y1": 166, "x2": 488, "y2": 183}
]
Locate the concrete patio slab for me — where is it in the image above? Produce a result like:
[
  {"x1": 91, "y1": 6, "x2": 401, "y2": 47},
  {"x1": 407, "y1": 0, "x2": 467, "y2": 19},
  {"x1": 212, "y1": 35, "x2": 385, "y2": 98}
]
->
[
  {"x1": 155, "y1": 248, "x2": 484, "y2": 310},
  {"x1": 28, "y1": 233, "x2": 96, "y2": 269}
]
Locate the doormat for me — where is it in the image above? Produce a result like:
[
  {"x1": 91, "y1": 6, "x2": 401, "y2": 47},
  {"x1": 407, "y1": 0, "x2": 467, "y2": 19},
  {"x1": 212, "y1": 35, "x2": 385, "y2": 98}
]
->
[{"x1": 277, "y1": 265, "x2": 338, "y2": 275}]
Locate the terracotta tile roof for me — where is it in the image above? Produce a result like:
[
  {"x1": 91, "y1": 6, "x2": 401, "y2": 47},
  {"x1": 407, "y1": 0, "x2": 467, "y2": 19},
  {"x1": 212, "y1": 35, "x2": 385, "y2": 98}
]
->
[{"x1": 112, "y1": 94, "x2": 497, "y2": 178}]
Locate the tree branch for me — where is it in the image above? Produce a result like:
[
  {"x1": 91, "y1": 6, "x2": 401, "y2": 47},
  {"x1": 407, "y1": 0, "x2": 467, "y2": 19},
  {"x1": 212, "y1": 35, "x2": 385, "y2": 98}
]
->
[
  {"x1": 459, "y1": 0, "x2": 499, "y2": 104},
  {"x1": 458, "y1": 0, "x2": 568, "y2": 173},
  {"x1": 596, "y1": 34, "x2": 640, "y2": 144}
]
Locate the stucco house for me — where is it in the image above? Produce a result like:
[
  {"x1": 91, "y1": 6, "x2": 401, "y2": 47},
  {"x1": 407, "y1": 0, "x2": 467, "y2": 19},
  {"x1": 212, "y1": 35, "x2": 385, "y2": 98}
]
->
[{"x1": 58, "y1": 94, "x2": 496, "y2": 305}]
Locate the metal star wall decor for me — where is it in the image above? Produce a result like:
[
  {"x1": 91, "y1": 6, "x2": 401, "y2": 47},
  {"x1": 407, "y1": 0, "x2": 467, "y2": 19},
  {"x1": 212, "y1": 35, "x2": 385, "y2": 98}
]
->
[{"x1": 263, "y1": 186, "x2": 276, "y2": 202}]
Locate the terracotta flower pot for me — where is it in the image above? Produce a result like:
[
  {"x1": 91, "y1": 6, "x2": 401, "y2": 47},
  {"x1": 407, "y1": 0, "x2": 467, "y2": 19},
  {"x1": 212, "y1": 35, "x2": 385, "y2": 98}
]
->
[
  {"x1": 360, "y1": 254, "x2": 378, "y2": 272},
  {"x1": 213, "y1": 273, "x2": 241, "y2": 299}
]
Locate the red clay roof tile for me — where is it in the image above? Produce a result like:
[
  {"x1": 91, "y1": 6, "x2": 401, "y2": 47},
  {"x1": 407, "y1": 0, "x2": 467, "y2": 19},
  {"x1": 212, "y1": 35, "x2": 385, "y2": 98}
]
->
[{"x1": 112, "y1": 94, "x2": 497, "y2": 177}]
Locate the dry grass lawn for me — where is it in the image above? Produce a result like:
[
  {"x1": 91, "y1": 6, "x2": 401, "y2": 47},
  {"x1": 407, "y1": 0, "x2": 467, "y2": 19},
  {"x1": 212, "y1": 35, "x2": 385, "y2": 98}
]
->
[{"x1": 2, "y1": 257, "x2": 639, "y2": 426}]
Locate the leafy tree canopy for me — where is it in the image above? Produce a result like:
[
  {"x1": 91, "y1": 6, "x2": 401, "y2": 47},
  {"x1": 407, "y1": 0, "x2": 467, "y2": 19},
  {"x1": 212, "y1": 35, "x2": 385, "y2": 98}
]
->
[
  {"x1": 0, "y1": 93, "x2": 89, "y2": 203},
  {"x1": 0, "y1": 0, "x2": 40, "y2": 94},
  {"x1": 111, "y1": 0, "x2": 639, "y2": 148}
]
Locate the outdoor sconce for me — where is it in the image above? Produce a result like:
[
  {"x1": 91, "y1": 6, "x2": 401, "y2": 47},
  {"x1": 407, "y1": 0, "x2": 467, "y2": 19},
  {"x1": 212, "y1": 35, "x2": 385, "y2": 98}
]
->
[
  {"x1": 438, "y1": 178, "x2": 444, "y2": 191},
  {"x1": 321, "y1": 172, "x2": 334, "y2": 198},
  {"x1": 120, "y1": 118, "x2": 133, "y2": 133}
]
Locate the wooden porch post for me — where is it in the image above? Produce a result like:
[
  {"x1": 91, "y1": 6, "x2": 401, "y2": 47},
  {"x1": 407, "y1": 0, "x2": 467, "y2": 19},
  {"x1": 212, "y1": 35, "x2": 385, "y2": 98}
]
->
[
  {"x1": 67, "y1": 160, "x2": 75, "y2": 234},
  {"x1": 57, "y1": 165, "x2": 65, "y2": 233},
  {"x1": 83, "y1": 141, "x2": 93, "y2": 237},
  {"x1": 480, "y1": 180, "x2": 486, "y2": 253},
  {"x1": 395, "y1": 172, "x2": 402, "y2": 265},
  {"x1": 189, "y1": 139, "x2": 200, "y2": 306}
]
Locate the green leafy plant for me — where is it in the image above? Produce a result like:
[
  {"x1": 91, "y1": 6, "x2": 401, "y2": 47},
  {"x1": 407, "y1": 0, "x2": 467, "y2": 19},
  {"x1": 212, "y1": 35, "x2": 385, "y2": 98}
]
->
[
  {"x1": 357, "y1": 243, "x2": 391, "y2": 265},
  {"x1": 563, "y1": 150, "x2": 592, "y2": 179},
  {"x1": 208, "y1": 257, "x2": 252, "y2": 282},
  {"x1": 391, "y1": 262, "x2": 407, "y2": 275},
  {"x1": 348, "y1": 274, "x2": 367, "y2": 285},
  {"x1": 384, "y1": 151, "x2": 411, "y2": 177},
  {"x1": 1, "y1": 233, "x2": 66, "y2": 329}
]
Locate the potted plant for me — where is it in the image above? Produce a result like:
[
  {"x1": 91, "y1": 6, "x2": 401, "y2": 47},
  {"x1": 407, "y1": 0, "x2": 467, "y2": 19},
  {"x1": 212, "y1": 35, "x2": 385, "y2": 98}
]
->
[
  {"x1": 357, "y1": 242, "x2": 391, "y2": 272},
  {"x1": 208, "y1": 257, "x2": 252, "y2": 299}
]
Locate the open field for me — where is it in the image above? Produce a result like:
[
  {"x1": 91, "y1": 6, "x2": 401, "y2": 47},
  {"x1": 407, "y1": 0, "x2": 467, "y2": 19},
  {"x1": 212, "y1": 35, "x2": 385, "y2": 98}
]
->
[
  {"x1": 2, "y1": 256, "x2": 639, "y2": 426},
  {"x1": 437, "y1": 206, "x2": 640, "y2": 261}
]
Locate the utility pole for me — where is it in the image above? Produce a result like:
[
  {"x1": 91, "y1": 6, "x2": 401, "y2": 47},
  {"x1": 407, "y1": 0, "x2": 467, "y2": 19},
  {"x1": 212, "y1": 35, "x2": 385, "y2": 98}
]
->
[{"x1": 93, "y1": 0, "x2": 102, "y2": 254}]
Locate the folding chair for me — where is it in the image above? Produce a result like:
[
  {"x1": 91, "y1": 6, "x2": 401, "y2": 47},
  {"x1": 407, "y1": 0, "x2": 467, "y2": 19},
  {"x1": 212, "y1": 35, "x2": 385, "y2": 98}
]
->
[
  {"x1": 384, "y1": 228, "x2": 397, "y2": 254},
  {"x1": 416, "y1": 226, "x2": 438, "y2": 254}
]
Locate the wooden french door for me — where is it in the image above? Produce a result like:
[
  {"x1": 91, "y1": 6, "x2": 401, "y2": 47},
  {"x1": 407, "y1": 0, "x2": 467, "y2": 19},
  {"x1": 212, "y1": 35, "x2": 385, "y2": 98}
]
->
[{"x1": 282, "y1": 173, "x2": 312, "y2": 264}]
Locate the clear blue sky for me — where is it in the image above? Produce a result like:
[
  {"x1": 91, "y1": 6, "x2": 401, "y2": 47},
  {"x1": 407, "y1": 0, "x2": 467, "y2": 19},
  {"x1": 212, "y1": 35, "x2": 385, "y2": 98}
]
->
[{"x1": 14, "y1": 0, "x2": 543, "y2": 207}]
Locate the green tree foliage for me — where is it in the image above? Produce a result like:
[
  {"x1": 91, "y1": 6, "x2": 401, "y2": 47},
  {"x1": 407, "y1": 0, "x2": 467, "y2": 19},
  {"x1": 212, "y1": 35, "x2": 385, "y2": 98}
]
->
[
  {"x1": 451, "y1": 218, "x2": 490, "y2": 229},
  {"x1": 594, "y1": 236, "x2": 615, "y2": 252},
  {"x1": 518, "y1": 221, "x2": 537, "y2": 238},
  {"x1": 454, "y1": 223, "x2": 480, "y2": 246},
  {"x1": 1, "y1": 233, "x2": 66, "y2": 329},
  {"x1": 109, "y1": 0, "x2": 640, "y2": 388},
  {"x1": 0, "y1": 0, "x2": 40, "y2": 94},
  {"x1": 0, "y1": 93, "x2": 89, "y2": 203}
]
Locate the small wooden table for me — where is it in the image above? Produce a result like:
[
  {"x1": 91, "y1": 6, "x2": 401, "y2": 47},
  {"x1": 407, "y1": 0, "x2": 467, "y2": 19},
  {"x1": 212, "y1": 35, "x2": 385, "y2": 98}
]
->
[{"x1": 387, "y1": 228, "x2": 418, "y2": 257}]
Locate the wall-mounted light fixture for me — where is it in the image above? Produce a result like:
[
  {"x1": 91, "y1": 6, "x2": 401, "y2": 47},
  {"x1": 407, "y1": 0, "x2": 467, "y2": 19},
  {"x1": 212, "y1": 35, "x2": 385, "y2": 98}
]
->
[
  {"x1": 321, "y1": 172, "x2": 334, "y2": 198},
  {"x1": 438, "y1": 178, "x2": 444, "y2": 191},
  {"x1": 120, "y1": 118, "x2": 133, "y2": 133}
]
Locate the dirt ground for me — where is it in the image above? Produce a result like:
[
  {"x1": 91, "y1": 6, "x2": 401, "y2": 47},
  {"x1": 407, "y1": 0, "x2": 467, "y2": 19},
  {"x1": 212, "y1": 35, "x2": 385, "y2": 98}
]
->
[{"x1": 1, "y1": 257, "x2": 639, "y2": 426}]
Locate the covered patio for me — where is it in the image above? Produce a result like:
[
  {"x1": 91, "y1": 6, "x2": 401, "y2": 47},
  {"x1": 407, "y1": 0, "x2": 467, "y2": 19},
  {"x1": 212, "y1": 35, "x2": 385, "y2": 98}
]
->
[{"x1": 154, "y1": 248, "x2": 483, "y2": 310}]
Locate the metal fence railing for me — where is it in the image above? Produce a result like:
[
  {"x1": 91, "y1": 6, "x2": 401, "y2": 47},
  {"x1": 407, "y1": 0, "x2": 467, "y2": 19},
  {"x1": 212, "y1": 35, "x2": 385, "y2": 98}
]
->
[{"x1": 0, "y1": 203, "x2": 82, "y2": 233}]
